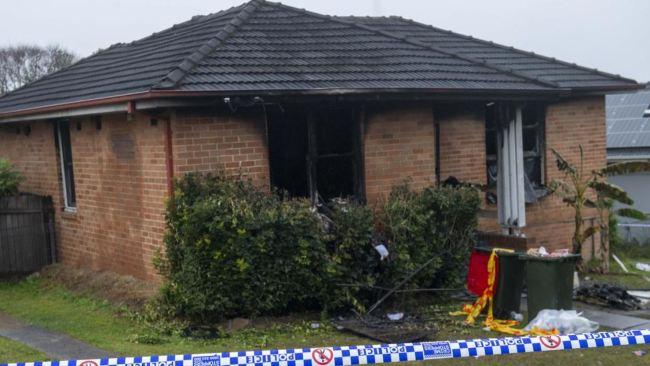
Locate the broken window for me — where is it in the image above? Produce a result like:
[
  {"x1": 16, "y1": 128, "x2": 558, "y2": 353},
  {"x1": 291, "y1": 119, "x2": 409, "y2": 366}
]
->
[
  {"x1": 267, "y1": 105, "x2": 362, "y2": 202},
  {"x1": 54, "y1": 120, "x2": 76, "y2": 211},
  {"x1": 486, "y1": 103, "x2": 545, "y2": 196}
]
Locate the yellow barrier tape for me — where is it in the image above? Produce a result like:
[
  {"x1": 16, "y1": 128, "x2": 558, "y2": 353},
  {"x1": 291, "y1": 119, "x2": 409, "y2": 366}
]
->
[{"x1": 450, "y1": 248, "x2": 558, "y2": 336}]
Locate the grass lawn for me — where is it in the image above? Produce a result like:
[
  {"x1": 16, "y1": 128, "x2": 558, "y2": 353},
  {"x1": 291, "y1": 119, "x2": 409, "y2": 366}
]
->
[
  {"x1": 589, "y1": 244, "x2": 650, "y2": 289},
  {"x1": 0, "y1": 337, "x2": 46, "y2": 363},
  {"x1": 1, "y1": 278, "x2": 649, "y2": 365}
]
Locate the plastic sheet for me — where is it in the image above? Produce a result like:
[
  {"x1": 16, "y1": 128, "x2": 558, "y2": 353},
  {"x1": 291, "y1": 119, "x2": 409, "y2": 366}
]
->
[{"x1": 524, "y1": 309, "x2": 599, "y2": 335}]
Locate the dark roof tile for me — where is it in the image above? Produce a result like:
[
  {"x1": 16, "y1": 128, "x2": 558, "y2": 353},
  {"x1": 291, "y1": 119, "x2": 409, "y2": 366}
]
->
[{"x1": 0, "y1": 0, "x2": 640, "y2": 116}]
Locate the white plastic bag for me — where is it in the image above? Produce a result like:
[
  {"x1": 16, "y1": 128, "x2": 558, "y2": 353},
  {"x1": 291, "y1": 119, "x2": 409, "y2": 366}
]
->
[{"x1": 524, "y1": 309, "x2": 599, "y2": 335}]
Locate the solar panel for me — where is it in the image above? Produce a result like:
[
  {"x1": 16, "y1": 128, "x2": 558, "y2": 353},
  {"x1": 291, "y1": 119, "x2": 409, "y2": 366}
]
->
[{"x1": 606, "y1": 90, "x2": 650, "y2": 149}]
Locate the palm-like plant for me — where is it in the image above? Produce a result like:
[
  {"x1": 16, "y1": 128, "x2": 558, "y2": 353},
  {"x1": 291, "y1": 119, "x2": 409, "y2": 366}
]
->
[{"x1": 549, "y1": 146, "x2": 650, "y2": 265}]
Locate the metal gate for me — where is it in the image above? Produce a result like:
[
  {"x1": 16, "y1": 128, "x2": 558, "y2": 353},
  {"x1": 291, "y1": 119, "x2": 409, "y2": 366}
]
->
[{"x1": 0, "y1": 194, "x2": 56, "y2": 275}]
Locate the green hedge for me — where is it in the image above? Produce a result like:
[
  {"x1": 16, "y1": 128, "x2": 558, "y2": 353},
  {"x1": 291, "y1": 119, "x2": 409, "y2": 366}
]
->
[
  {"x1": 379, "y1": 184, "x2": 480, "y2": 290},
  {"x1": 158, "y1": 174, "x2": 480, "y2": 322},
  {"x1": 324, "y1": 199, "x2": 381, "y2": 312},
  {"x1": 159, "y1": 174, "x2": 327, "y2": 322},
  {"x1": 0, "y1": 158, "x2": 23, "y2": 198}
]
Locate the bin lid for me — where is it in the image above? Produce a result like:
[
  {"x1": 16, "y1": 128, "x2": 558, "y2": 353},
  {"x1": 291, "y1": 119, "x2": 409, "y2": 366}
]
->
[
  {"x1": 523, "y1": 254, "x2": 581, "y2": 262},
  {"x1": 474, "y1": 247, "x2": 523, "y2": 256}
]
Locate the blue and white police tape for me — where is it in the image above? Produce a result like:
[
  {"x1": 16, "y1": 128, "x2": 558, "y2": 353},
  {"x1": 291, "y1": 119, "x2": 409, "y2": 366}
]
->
[{"x1": 2, "y1": 329, "x2": 649, "y2": 366}]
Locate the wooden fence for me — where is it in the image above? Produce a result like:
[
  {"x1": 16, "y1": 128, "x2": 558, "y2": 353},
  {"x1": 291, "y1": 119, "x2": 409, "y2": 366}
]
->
[{"x1": 0, "y1": 194, "x2": 56, "y2": 275}]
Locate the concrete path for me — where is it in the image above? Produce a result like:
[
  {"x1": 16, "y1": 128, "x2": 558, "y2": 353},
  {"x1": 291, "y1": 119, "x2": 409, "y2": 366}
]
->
[
  {"x1": 0, "y1": 312, "x2": 110, "y2": 360},
  {"x1": 520, "y1": 296, "x2": 650, "y2": 330},
  {"x1": 579, "y1": 307, "x2": 650, "y2": 330}
]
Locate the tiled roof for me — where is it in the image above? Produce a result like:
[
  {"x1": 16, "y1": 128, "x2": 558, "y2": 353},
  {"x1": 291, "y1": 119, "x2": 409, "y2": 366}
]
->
[
  {"x1": 341, "y1": 16, "x2": 636, "y2": 90},
  {"x1": 0, "y1": 0, "x2": 640, "y2": 116}
]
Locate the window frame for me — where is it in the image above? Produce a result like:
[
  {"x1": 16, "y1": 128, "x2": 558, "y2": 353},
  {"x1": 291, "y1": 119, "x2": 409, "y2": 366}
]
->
[
  {"x1": 55, "y1": 120, "x2": 77, "y2": 212},
  {"x1": 486, "y1": 102, "x2": 546, "y2": 189}
]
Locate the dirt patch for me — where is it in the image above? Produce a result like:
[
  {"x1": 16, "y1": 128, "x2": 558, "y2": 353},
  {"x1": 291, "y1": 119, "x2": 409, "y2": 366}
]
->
[{"x1": 38, "y1": 264, "x2": 156, "y2": 310}]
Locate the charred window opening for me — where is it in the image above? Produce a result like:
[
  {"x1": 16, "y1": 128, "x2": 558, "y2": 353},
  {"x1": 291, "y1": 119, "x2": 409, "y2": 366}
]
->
[
  {"x1": 486, "y1": 103, "x2": 545, "y2": 190},
  {"x1": 267, "y1": 105, "x2": 363, "y2": 202}
]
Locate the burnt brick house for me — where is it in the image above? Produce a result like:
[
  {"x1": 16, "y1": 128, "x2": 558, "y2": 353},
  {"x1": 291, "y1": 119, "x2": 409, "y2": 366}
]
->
[{"x1": 0, "y1": 0, "x2": 642, "y2": 280}]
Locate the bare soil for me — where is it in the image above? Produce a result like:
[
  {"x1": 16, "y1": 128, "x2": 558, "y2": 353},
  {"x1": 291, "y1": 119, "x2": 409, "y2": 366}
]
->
[{"x1": 37, "y1": 264, "x2": 156, "y2": 310}]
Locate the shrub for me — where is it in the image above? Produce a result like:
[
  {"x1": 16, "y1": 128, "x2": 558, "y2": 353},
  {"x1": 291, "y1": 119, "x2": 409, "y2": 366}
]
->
[
  {"x1": 158, "y1": 174, "x2": 481, "y2": 322},
  {"x1": 0, "y1": 158, "x2": 23, "y2": 197},
  {"x1": 378, "y1": 183, "x2": 480, "y2": 290},
  {"x1": 324, "y1": 199, "x2": 381, "y2": 312},
  {"x1": 159, "y1": 173, "x2": 327, "y2": 323}
]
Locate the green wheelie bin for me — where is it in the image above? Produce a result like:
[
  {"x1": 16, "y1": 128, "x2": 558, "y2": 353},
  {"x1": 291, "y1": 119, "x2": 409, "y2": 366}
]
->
[
  {"x1": 525, "y1": 254, "x2": 581, "y2": 320},
  {"x1": 476, "y1": 248, "x2": 526, "y2": 320}
]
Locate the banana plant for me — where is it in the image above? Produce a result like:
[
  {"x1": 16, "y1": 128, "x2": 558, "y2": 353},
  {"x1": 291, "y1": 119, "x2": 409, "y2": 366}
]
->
[{"x1": 549, "y1": 146, "x2": 650, "y2": 264}]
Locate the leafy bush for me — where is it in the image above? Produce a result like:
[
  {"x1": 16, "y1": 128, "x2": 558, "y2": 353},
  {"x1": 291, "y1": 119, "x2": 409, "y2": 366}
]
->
[
  {"x1": 378, "y1": 184, "x2": 480, "y2": 290},
  {"x1": 159, "y1": 173, "x2": 327, "y2": 323},
  {"x1": 159, "y1": 174, "x2": 480, "y2": 322},
  {"x1": 0, "y1": 158, "x2": 23, "y2": 197},
  {"x1": 324, "y1": 199, "x2": 381, "y2": 312}
]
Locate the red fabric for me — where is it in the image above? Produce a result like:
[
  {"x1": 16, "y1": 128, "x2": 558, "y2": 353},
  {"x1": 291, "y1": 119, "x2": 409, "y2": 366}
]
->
[{"x1": 466, "y1": 249, "x2": 499, "y2": 296}]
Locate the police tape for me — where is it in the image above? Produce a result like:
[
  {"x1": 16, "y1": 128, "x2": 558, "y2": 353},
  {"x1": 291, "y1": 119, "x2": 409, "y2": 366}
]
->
[{"x1": 2, "y1": 329, "x2": 649, "y2": 366}]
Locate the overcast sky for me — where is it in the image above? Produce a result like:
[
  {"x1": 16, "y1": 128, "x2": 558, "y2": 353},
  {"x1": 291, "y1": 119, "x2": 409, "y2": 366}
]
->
[{"x1": 1, "y1": 0, "x2": 648, "y2": 82}]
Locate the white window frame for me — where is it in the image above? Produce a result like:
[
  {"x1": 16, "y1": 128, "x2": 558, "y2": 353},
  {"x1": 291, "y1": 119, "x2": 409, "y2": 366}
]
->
[
  {"x1": 497, "y1": 106, "x2": 526, "y2": 231},
  {"x1": 56, "y1": 122, "x2": 77, "y2": 212}
]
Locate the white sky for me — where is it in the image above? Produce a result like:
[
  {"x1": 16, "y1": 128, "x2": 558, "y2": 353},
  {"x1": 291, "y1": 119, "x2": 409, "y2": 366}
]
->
[{"x1": 1, "y1": 0, "x2": 648, "y2": 82}]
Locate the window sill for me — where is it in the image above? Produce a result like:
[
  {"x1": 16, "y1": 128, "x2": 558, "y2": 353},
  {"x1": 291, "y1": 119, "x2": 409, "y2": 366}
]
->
[{"x1": 61, "y1": 208, "x2": 78, "y2": 220}]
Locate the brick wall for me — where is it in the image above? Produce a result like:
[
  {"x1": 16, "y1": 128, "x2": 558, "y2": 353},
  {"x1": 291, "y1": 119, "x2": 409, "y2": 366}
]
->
[
  {"x1": 527, "y1": 96, "x2": 606, "y2": 257},
  {"x1": 0, "y1": 96, "x2": 606, "y2": 280},
  {"x1": 436, "y1": 104, "x2": 487, "y2": 183},
  {"x1": 0, "y1": 114, "x2": 169, "y2": 280},
  {"x1": 363, "y1": 104, "x2": 436, "y2": 204},
  {"x1": 0, "y1": 108, "x2": 270, "y2": 281},
  {"x1": 172, "y1": 108, "x2": 270, "y2": 188},
  {"x1": 0, "y1": 122, "x2": 60, "y2": 200},
  {"x1": 473, "y1": 96, "x2": 607, "y2": 257},
  {"x1": 60, "y1": 114, "x2": 168, "y2": 280}
]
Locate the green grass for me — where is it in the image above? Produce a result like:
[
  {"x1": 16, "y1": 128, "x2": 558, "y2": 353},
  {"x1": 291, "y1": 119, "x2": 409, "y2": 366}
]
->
[
  {"x1": 589, "y1": 243, "x2": 650, "y2": 289},
  {"x1": 0, "y1": 337, "x2": 46, "y2": 363},
  {"x1": 0, "y1": 278, "x2": 366, "y2": 361},
  {"x1": 1, "y1": 278, "x2": 650, "y2": 365}
]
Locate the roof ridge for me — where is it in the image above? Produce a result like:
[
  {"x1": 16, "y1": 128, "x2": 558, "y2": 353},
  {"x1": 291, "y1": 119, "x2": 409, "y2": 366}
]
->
[
  {"x1": 0, "y1": 3, "x2": 252, "y2": 102},
  {"x1": 267, "y1": 1, "x2": 561, "y2": 90},
  {"x1": 153, "y1": 0, "x2": 263, "y2": 89},
  {"x1": 388, "y1": 16, "x2": 639, "y2": 85}
]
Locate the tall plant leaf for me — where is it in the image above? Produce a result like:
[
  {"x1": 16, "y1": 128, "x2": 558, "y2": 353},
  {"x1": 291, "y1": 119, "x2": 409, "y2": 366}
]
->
[
  {"x1": 616, "y1": 208, "x2": 648, "y2": 221},
  {"x1": 582, "y1": 226, "x2": 600, "y2": 241},
  {"x1": 551, "y1": 148, "x2": 577, "y2": 177},
  {"x1": 549, "y1": 179, "x2": 575, "y2": 197},
  {"x1": 599, "y1": 161, "x2": 650, "y2": 177},
  {"x1": 584, "y1": 198, "x2": 597, "y2": 208},
  {"x1": 589, "y1": 181, "x2": 634, "y2": 205}
]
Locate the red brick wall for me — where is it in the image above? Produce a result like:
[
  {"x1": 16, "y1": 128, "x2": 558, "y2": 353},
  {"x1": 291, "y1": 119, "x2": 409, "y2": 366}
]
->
[
  {"x1": 61, "y1": 114, "x2": 168, "y2": 280},
  {"x1": 0, "y1": 97, "x2": 605, "y2": 280},
  {"x1": 527, "y1": 96, "x2": 606, "y2": 258},
  {"x1": 363, "y1": 104, "x2": 436, "y2": 204},
  {"x1": 0, "y1": 114, "x2": 168, "y2": 280},
  {"x1": 0, "y1": 108, "x2": 270, "y2": 281},
  {"x1": 172, "y1": 108, "x2": 270, "y2": 188},
  {"x1": 436, "y1": 104, "x2": 487, "y2": 183},
  {"x1": 0, "y1": 123, "x2": 60, "y2": 200},
  {"x1": 474, "y1": 97, "x2": 606, "y2": 257}
]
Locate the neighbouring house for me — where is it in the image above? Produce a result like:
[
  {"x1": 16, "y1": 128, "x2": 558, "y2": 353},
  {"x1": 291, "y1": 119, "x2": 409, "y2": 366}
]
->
[
  {"x1": 606, "y1": 82, "x2": 650, "y2": 243},
  {"x1": 0, "y1": 0, "x2": 642, "y2": 280}
]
